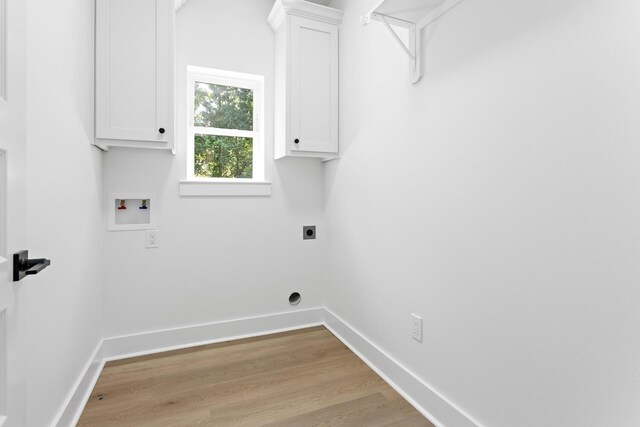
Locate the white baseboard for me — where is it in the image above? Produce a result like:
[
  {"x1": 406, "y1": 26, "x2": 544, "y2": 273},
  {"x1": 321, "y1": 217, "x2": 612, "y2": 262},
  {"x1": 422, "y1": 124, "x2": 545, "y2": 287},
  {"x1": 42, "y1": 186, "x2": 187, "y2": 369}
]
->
[
  {"x1": 53, "y1": 341, "x2": 105, "y2": 427},
  {"x1": 323, "y1": 309, "x2": 481, "y2": 427},
  {"x1": 56, "y1": 307, "x2": 478, "y2": 427},
  {"x1": 102, "y1": 307, "x2": 325, "y2": 361}
]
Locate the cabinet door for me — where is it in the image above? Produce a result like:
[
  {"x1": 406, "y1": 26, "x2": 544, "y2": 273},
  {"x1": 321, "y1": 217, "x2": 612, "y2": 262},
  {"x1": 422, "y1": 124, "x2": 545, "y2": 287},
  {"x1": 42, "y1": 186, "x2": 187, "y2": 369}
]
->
[
  {"x1": 96, "y1": 0, "x2": 172, "y2": 143},
  {"x1": 289, "y1": 16, "x2": 338, "y2": 154}
]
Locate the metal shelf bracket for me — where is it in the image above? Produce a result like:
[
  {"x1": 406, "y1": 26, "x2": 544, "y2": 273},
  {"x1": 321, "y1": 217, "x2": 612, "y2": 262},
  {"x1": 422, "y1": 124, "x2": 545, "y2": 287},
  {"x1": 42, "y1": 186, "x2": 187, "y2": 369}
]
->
[
  {"x1": 361, "y1": 0, "x2": 465, "y2": 85},
  {"x1": 362, "y1": 12, "x2": 421, "y2": 84}
]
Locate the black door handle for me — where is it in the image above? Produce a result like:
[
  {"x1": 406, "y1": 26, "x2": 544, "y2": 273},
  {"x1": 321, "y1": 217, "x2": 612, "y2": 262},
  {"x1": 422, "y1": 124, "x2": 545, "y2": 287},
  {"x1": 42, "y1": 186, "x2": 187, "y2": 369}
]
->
[
  {"x1": 25, "y1": 259, "x2": 51, "y2": 275},
  {"x1": 13, "y1": 250, "x2": 51, "y2": 282}
]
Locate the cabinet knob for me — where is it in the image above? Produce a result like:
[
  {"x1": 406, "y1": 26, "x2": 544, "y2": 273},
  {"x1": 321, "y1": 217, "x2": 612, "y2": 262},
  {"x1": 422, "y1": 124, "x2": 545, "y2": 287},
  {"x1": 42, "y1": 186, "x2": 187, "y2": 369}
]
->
[
  {"x1": 159, "y1": 128, "x2": 166, "y2": 134},
  {"x1": 294, "y1": 138, "x2": 299, "y2": 144}
]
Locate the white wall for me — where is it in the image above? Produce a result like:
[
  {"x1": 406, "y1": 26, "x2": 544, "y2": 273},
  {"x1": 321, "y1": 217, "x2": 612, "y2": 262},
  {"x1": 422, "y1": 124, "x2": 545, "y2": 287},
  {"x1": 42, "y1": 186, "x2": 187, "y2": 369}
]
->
[
  {"x1": 325, "y1": 0, "x2": 640, "y2": 426},
  {"x1": 102, "y1": 0, "x2": 326, "y2": 338},
  {"x1": 25, "y1": 0, "x2": 103, "y2": 425}
]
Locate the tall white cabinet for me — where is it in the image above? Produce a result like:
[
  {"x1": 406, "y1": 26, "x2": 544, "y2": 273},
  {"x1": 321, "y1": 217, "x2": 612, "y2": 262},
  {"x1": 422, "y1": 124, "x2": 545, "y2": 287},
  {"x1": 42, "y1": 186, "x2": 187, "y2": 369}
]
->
[
  {"x1": 95, "y1": 0, "x2": 174, "y2": 151},
  {"x1": 268, "y1": 0, "x2": 343, "y2": 160}
]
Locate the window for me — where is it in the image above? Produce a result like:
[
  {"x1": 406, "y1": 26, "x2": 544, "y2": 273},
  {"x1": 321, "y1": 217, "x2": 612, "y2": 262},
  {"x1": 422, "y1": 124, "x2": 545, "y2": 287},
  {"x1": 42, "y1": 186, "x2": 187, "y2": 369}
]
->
[{"x1": 186, "y1": 66, "x2": 265, "y2": 182}]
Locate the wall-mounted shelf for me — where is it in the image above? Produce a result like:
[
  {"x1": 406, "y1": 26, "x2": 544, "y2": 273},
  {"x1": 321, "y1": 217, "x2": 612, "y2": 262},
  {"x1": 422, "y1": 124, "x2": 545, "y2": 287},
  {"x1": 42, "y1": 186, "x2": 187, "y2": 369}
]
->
[{"x1": 362, "y1": 0, "x2": 465, "y2": 84}]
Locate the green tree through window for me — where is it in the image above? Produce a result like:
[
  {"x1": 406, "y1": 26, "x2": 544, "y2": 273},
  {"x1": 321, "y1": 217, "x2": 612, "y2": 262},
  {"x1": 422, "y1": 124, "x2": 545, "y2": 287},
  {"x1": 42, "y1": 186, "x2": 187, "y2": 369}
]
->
[
  {"x1": 194, "y1": 135, "x2": 252, "y2": 179},
  {"x1": 193, "y1": 82, "x2": 254, "y2": 178}
]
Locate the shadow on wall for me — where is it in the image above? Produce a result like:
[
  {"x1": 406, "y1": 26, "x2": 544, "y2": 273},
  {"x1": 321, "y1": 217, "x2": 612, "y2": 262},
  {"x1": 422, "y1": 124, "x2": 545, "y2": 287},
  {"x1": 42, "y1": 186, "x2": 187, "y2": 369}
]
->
[
  {"x1": 420, "y1": 0, "x2": 588, "y2": 79},
  {"x1": 274, "y1": 157, "x2": 325, "y2": 213},
  {"x1": 333, "y1": 0, "x2": 587, "y2": 159},
  {"x1": 105, "y1": 148, "x2": 175, "y2": 195}
]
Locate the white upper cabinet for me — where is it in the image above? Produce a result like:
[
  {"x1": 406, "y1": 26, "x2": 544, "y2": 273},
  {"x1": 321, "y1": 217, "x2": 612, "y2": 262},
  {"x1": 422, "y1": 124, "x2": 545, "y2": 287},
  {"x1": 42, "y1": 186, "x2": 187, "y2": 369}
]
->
[
  {"x1": 95, "y1": 0, "x2": 174, "y2": 151},
  {"x1": 269, "y1": 0, "x2": 342, "y2": 160}
]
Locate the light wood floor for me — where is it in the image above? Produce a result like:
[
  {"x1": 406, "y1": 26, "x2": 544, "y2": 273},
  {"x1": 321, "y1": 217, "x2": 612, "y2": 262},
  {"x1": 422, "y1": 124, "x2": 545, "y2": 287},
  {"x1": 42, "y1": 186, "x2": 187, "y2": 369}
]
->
[{"x1": 79, "y1": 326, "x2": 433, "y2": 426}]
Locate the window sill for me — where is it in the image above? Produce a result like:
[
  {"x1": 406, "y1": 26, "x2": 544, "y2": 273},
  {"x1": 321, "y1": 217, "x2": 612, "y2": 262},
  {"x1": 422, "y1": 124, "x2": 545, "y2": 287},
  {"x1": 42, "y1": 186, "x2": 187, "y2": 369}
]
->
[{"x1": 179, "y1": 180, "x2": 272, "y2": 197}]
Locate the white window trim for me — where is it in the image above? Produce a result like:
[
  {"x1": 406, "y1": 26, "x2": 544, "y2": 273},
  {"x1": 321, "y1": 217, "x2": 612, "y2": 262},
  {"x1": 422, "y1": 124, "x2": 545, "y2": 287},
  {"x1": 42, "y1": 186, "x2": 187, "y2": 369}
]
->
[
  {"x1": 179, "y1": 180, "x2": 271, "y2": 197},
  {"x1": 185, "y1": 66, "x2": 266, "y2": 184}
]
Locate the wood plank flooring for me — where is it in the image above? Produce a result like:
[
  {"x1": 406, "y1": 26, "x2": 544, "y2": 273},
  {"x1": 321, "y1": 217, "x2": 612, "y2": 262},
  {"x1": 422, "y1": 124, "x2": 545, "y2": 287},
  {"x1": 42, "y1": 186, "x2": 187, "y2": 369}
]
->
[{"x1": 78, "y1": 326, "x2": 433, "y2": 426}]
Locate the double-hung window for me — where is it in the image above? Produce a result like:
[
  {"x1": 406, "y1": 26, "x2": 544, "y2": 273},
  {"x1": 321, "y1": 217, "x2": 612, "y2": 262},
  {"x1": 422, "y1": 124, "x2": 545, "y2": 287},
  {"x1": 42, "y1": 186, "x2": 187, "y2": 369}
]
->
[{"x1": 186, "y1": 66, "x2": 264, "y2": 182}]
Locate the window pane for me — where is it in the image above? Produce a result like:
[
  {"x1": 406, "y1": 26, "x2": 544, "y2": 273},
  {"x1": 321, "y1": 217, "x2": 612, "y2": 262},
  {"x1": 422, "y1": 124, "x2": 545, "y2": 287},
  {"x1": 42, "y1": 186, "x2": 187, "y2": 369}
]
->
[
  {"x1": 193, "y1": 82, "x2": 253, "y2": 130},
  {"x1": 194, "y1": 134, "x2": 253, "y2": 179}
]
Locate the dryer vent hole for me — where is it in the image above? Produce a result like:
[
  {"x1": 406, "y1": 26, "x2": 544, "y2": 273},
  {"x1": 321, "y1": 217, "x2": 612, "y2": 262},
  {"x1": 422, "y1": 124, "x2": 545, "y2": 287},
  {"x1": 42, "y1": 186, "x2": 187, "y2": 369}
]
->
[{"x1": 289, "y1": 292, "x2": 301, "y2": 305}]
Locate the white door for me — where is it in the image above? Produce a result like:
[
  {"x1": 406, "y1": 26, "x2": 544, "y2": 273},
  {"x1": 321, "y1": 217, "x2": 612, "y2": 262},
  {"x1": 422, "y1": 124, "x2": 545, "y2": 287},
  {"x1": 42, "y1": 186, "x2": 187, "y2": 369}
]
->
[{"x1": 0, "y1": 0, "x2": 28, "y2": 425}]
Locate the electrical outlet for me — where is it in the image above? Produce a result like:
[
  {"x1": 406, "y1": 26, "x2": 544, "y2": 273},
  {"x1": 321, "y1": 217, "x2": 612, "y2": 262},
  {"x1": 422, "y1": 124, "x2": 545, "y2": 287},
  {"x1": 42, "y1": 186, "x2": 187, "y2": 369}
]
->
[
  {"x1": 303, "y1": 225, "x2": 316, "y2": 240},
  {"x1": 411, "y1": 313, "x2": 422, "y2": 343},
  {"x1": 146, "y1": 230, "x2": 159, "y2": 248}
]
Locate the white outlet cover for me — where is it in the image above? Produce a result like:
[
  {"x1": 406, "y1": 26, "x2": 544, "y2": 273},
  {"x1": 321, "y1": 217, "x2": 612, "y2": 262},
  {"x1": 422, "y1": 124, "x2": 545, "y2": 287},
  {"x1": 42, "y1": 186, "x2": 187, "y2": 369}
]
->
[
  {"x1": 411, "y1": 313, "x2": 423, "y2": 343},
  {"x1": 146, "y1": 230, "x2": 159, "y2": 248}
]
